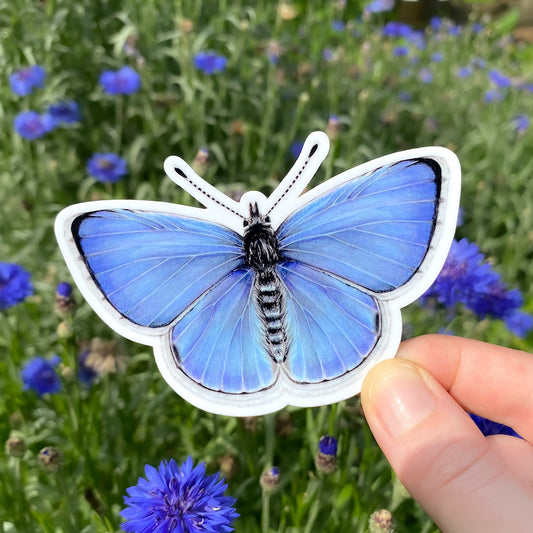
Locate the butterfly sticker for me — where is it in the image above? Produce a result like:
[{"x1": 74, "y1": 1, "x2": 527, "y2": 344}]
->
[{"x1": 55, "y1": 132, "x2": 461, "y2": 416}]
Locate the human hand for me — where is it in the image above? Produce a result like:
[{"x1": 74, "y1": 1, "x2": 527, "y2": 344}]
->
[{"x1": 361, "y1": 334, "x2": 533, "y2": 533}]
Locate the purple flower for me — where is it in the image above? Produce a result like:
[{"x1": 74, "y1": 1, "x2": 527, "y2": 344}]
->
[
  {"x1": 0, "y1": 262, "x2": 33, "y2": 310},
  {"x1": 470, "y1": 414, "x2": 521, "y2": 439},
  {"x1": 332, "y1": 20, "x2": 345, "y2": 32},
  {"x1": 457, "y1": 66, "x2": 473, "y2": 78},
  {"x1": 418, "y1": 68, "x2": 433, "y2": 84},
  {"x1": 318, "y1": 435, "x2": 338, "y2": 456},
  {"x1": 21, "y1": 356, "x2": 62, "y2": 396},
  {"x1": 47, "y1": 101, "x2": 81, "y2": 125},
  {"x1": 87, "y1": 153, "x2": 128, "y2": 183},
  {"x1": 9, "y1": 65, "x2": 46, "y2": 96},
  {"x1": 423, "y1": 239, "x2": 531, "y2": 331},
  {"x1": 512, "y1": 114, "x2": 529, "y2": 134},
  {"x1": 398, "y1": 90, "x2": 411, "y2": 102},
  {"x1": 382, "y1": 21, "x2": 412, "y2": 38},
  {"x1": 364, "y1": 0, "x2": 394, "y2": 14},
  {"x1": 99, "y1": 66, "x2": 141, "y2": 95},
  {"x1": 471, "y1": 22, "x2": 483, "y2": 33},
  {"x1": 484, "y1": 89, "x2": 504, "y2": 103},
  {"x1": 13, "y1": 111, "x2": 54, "y2": 140},
  {"x1": 193, "y1": 52, "x2": 227, "y2": 75},
  {"x1": 505, "y1": 311, "x2": 533, "y2": 338},
  {"x1": 431, "y1": 52, "x2": 444, "y2": 63},
  {"x1": 489, "y1": 69, "x2": 511, "y2": 89},
  {"x1": 120, "y1": 457, "x2": 238, "y2": 532},
  {"x1": 290, "y1": 140, "x2": 304, "y2": 159},
  {"x1": 393, "y1": 46, "x2": 409, "y2": 57},
  {"x1": 430, "y1": 17, "x2": 442, "y2": 31}
]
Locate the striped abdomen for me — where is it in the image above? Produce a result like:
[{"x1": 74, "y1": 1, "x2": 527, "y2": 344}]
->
[{"x1": 256, "y1": 270, "x2": 288, "y2": 362}]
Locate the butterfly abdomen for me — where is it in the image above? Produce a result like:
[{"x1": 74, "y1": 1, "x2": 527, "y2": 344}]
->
[{"x1": 256, "y1": 270, "x2": 288, "y2": 363}]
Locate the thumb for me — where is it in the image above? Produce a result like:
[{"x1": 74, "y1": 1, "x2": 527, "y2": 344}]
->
[{"x1": 360, "y1": 358, "x2": 531, "y2": 533}]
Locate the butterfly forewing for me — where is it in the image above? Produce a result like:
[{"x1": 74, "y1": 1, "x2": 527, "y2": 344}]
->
[
  {"x1": 72, "y1": 209, "x2": 244, "y2": 327},
  {"x1": 277, "y1": 159, "x2": 441, "y2": 293}
]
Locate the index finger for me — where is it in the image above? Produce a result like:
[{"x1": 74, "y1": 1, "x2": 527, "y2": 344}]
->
[{"x1": 397, "y1": 334, "x2": 533, "y2": 443}]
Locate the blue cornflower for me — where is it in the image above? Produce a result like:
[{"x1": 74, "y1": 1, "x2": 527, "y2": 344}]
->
[
  {"x1": 457, "y1": 66, "x2": 473, "y2": 78},
  {"x1": 99, "y1": 66, "x2": 141, "y2": 95},
  {"x1": 471, "y1": 22, "x2": 483, "y2": 33},
  {"x1": 470, "y1": 414, "x2": 521, "y2": 439},
  {"x1": 322, "y1": 48, "x2": 334, "y2": 61},
  {"x1": 423, "y1": 238, "x2": 492, "y2": 309},
  {"x1": 398, "y1": 90, "x2": 411, "y2": 102},
  {"x1": 120, "y1": 456, "x2": 238, "y2": 533},
  {"x1": 431, "y1": 52, "x2": 444, "y2": 62},
  {"x1": 447, "y1": 24, "x2": 461, "y2": 36},
  {"x1": 512, "y1": 114, "x2": 529, "y2": 134},
  {"x1": 418, "y1": 68, "x2": 433, "y2": 84},
  {"x1": 484, "y1": 89, "x2": 504, "y2": 103},
  {"x1": 393, "y1": 46, "x2": 409, "y2": 57},
  {"x1": 505, "y1": 310, "x2": 533, "y2": 338},
  {"x1": 0, "y1": 262, "x2": 33, "y2": 310},
  {"x1": 382, "y1": 21, "x2": 412, "y2": 38},
  {"x1": 429, "y1": 17, "x2": 442, "y2": 31},
  {"x1": 13, "y1": 111, "x2": 54, "y2": 140},
  {"x1": 318, "y1": 435, "x2": 338, "y2": 456},
  {"x1": 332, "y1": 20, "x2": 345, "y2": 32},
  {"x1": 364, "y1": 0, "x2": 394, "y2": 14},
  {"x1": 290, "y1": 140, "x2": 304, "y2": 159},
  {"x1": 47, "y1": 101, "x2": 81, "y2": 125},
  {"x1": 407, "y1": 31, "x2": 426, "y2": 50},
  {"x1": 21, "y1": 356, "x2": 62, "y2": 396},
  {"x1": 193, "y1": 52, "x2": 227, "y2": 75},
  {"x1": 423, "y1": 239, "x2": 532, "y2": 334},
  {"x1": 9, "y1": 65, "x2": 46, "y2": 96},
  {"x1": 489, "y1": 69, "x2": 511, "y2": 89},
  {"x1": 87, "y1": 153, "x2": 128, "y2": 183}
]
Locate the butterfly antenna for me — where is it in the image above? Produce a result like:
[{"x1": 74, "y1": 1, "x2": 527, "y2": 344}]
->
[
  {"x1": 266, "y1": 131, "x2": 329, "y2": 217},
  {"x1": 164, "y1": 155, "x2": 244, "y2": 220}
]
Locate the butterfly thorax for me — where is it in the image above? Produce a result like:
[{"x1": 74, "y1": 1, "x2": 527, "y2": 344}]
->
[
  {"x1": 242, "y1": 203, "x2": 287, "y2": 363},
  {"x1": 242, "y1": 203, "x2": 280, "y2": 272}
]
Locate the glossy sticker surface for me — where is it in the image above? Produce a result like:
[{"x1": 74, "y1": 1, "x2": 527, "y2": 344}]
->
[{"x1": 55, "y1": 132, "x2": 461, "y2": 416}]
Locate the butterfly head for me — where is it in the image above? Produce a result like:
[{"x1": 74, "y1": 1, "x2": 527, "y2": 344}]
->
[{"x1": 243, "y1": 202, "x2": 280, "y2": 271}]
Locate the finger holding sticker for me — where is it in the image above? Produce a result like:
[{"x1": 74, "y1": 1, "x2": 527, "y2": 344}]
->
[{"x1": 55, "y1": 132, "x2": 461, "y2": 416}]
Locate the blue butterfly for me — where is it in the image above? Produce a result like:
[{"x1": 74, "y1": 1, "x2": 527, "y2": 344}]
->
[{"x1": 55, "y1": 132, "x2": 460, "y2": 416}]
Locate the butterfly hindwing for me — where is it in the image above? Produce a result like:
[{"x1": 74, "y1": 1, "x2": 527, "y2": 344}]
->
[
  {"x1": 171, "y1": 269, "x2": 277, "y2": 394},
  {"x1": 278, "y1": 261, "x2": 380, "y2": 383},
  {"x1": 278, "y1": 159, "x2": 441, "y2": 293}
]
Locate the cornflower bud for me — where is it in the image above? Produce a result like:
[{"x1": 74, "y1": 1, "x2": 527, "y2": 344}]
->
[
  {"x1": 368, "y1": 509, "x2": 394, "y2": 533},
  {"x1": 260, "y1": 466, "x2": 280, "y2": 492},
  {"x1": 39, "y1": 446, "x2": 61, "y2": 471},
  {"x1": 315, "y1": 435, "x2": 338, "y2": 474},
  {"x1": 5, "y1": 434, "x2": 26, "y2": 457}
]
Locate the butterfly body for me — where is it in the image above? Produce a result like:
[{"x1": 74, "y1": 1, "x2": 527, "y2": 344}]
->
[
  {"x1": 242, "y1": 203, "x2": 288, "y2": 363},
  {"x1": 55, "y1": 131, "x2": 461, "y2": 416}
]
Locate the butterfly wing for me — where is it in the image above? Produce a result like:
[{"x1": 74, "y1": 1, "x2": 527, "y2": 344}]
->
[
  {"x1": 169, "y1": 268, "x2": 277, "y2": 395},
  {"x1": 277, "y1": 261, "x2": 381, "y2": 384},
  {"x1": 274, "y1": 152, "x2": 459, "y2": 394},
  {"x1": 66, "y1": 207, "x2": 244, "y2": 328},
  {"x1": 278, "y1": 157, "x2": 450, "y2": 296},
  {"x1": 56, "y1": 203, "x2": 277, "y2": 409}
]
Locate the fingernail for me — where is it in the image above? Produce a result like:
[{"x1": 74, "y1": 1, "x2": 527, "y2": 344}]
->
[{"x1": 368, "y1": 362, "x2": 437, "y2": 437}]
